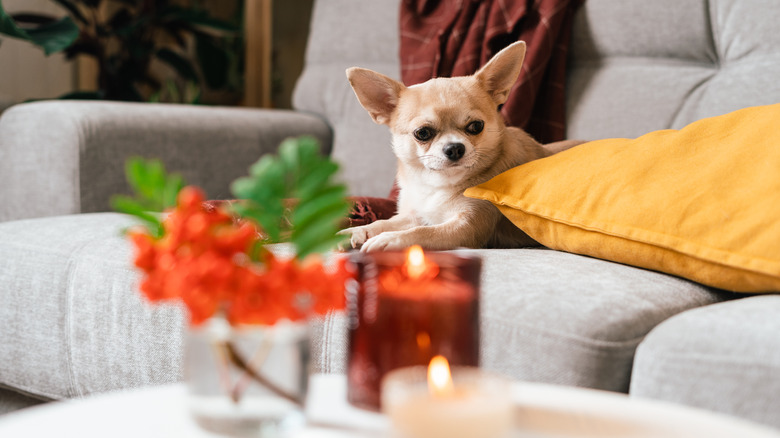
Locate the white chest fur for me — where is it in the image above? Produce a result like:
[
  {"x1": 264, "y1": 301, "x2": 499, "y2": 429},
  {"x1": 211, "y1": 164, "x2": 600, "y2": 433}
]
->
[{"x1": 397, "y1": 169, "x2": 476, "y2": 226}]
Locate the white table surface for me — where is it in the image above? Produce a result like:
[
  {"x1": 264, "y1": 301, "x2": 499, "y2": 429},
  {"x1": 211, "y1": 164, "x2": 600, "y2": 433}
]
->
[{"x1": 0, "y1": 374, "x2": 777, "y2": 437}]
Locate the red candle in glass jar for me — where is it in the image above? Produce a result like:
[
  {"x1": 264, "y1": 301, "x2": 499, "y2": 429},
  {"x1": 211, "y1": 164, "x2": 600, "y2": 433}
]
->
[{"x1": 346, "y1": 246, "x2": 481, "y2": 411}]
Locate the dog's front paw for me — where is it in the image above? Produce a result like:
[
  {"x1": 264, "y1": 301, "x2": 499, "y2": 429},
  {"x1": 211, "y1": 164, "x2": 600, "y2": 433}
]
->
[
  {"x1": 361, "y1": 231, "x2": 410, "y2": 252},
  {"x1": 337, "y1": 225, "x2": 376, "y2": 249}
]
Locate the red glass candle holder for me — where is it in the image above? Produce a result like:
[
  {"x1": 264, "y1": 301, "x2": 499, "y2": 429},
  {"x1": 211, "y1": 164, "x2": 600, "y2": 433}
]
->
[{"x1": 346, "y1": 248, "x2": 481, "y2": 411}]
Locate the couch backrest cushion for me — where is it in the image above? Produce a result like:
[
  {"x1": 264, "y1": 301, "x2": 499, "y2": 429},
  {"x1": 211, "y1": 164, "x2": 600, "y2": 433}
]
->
[
  {"x1": 293, "y1": 0, "x2": 400, "y2": 197},
  {"x1": 566, "y1": 0, "x2": 780, "y2": 140}
]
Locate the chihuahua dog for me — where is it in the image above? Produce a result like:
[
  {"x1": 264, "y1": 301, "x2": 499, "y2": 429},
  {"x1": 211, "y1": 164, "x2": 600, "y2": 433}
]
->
[{"x1": 339, "y1": 41, "x2": 579, "y2": 252}]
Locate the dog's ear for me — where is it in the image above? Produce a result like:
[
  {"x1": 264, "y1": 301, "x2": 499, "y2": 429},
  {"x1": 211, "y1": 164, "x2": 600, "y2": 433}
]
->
[
  {"x1": 346, "y1": 67, "x2": 405, "y2": 125},
  {"x1": 475, "y1": 41, "x2": 527, "y2": 106}
]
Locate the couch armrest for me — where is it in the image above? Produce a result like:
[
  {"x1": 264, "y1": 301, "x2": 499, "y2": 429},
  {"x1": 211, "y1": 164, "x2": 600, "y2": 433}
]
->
[{"x1": 0, "y1": 101, "x2": 332, "y2": 222}]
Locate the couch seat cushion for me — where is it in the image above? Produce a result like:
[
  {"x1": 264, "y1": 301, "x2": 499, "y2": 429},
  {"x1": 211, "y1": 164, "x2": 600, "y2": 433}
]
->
[
  {"x1": 631, "y1": 295, "x2": 780, "y2": 429},
  {"x1": 0, "y1": 213, "x2": 184, "y2": 400},
  {"x1": 314, "y1": 248, "x2": 730, "y2": 393},
  {"x1": 0, "y1": 214, "x2": 730, "y2": 399}
]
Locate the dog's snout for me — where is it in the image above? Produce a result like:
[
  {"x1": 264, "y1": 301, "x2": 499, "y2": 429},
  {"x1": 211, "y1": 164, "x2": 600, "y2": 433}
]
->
[{"x1": 443, "y1": 142, "x2": 466, "y2": 161}]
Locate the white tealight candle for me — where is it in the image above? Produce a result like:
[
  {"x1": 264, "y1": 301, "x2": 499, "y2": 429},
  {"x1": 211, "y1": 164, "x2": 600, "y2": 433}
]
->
[{"x1": 382, "y1": 356, "x2": 513, "y2": 438}]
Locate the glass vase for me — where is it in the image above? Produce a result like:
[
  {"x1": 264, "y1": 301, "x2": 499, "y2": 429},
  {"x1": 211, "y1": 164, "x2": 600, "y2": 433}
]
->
[{"x1": 184, "y1": 316, "x2": 310, "y2": 437}]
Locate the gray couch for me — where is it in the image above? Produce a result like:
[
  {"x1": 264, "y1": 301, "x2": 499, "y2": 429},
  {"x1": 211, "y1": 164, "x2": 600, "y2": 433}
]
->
[{"x1": 1, "y1": 0, "x2": 779, "y2": 430}]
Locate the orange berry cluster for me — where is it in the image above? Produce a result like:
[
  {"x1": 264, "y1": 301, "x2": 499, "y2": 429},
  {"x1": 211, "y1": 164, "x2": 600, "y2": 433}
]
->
[{"x1": 129, "y1": 186, "x2": 351, "y2": 326}]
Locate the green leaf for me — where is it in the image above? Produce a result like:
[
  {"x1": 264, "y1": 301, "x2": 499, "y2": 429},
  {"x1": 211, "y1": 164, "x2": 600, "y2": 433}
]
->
[
  {"x1": 110, "y1": 195, "x2": 164, "y2": 238},
  {"x1": 295, "y1": 161, "x2": 340, "y2": 199},
  {"x1": 294, "y1": 224, "x2": 348, "y2": 261},
  {"x1": 113, "y1": 157, "x2": 186, "y2": 237},
  {"x1": 291, "y1": 196, "x2": 350, "y2": 260},
  {"x1": 292, "y1": 205, "x2": 349, "y2": 247},
  {"x1": 280, "y1": 137, "x2": 319, "y2": 175},
  {"x1": 27, "y1": 16, "x2": 79, "y2": 54},
  {"x1": 127, "y1": 158, "x2": 157, "y2": 202},
  {"x1": 122, "y1": 157, "x2": 185, "y2": 212},
  {"x1": 162, "y1": 173, "x2": 185, "y2": 208},
  {"x1": 0, "y1": 4, "x2": 79, "y2": 55},
  {"x1": 248, "y1": 240, "x2": 269, "y2": 262},
  {"x1": 0, "y1": 7, "x2": 34, "y2": 39},
  {"x1": 231, "y1": 136, "x2": 350, "y2": 258},
  {"x1": 291, "y1": 186, "x2": 349, "y2": 231},
  {"x1": 246, "y1": 154, "x2": 276, "y2": 176},
  {"x1": 232, "y1": 202, "x2": 282, "y2": 242}
]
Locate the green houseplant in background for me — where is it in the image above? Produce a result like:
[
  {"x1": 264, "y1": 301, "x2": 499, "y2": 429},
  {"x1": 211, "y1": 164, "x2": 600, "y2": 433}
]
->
[{"x1": 0, "y1": 0, "x2": 242, "y2": 103}]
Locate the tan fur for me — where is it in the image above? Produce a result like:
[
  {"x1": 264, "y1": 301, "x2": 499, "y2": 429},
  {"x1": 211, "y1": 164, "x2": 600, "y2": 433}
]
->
[{"x1": 340, "y1": 41, "x2": 582, "y2": 251}]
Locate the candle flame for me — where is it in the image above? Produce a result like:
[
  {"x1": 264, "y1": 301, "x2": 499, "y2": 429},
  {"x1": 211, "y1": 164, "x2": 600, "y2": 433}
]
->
[
  {"x1": 405, "y1": 245, "x2": 427, "y2": 279},
  {"x1": 404, "y1": 245, "x2": 440, "y2": 281},
  {"x1": 427, "y1": 355, "x2": 455, "y2": 397}
]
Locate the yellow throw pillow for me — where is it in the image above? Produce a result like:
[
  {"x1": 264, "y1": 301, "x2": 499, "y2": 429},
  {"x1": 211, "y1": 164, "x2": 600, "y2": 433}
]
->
[{"x1": 465, "y1": 104, "x2": 780, "y2": 293}]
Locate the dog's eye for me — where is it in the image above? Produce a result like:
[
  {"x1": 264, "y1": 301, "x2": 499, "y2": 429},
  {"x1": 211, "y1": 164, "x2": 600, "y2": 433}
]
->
[
  {"x1": 466, "y1": 120, "x2": 484, "y2": 135},
  {"x1": 414, "y1": 127, "x2": 435, "y2": 142}
]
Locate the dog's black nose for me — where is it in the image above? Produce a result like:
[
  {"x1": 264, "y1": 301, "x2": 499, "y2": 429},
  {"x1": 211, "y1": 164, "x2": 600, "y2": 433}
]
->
[{"x1": 443, "y1": 142, "x2": 466, "y2": 161}]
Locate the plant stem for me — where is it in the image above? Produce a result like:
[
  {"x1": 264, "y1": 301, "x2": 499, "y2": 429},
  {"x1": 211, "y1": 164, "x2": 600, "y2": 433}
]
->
[
  {"x1": 211, "y1": 340, "x2": 237, "y2": 403},
  {"x1": 222, "y1": 340, "x2": 304, "y2": 406},
  {"x1": 231, "y1": 332, "x2": 274, "y2": 403}
]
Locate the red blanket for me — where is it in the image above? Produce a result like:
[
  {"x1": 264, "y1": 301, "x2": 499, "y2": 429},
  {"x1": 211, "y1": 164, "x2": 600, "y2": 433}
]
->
[{"x1": 400, "y1": 0, "x2": 584, "y2": 144}]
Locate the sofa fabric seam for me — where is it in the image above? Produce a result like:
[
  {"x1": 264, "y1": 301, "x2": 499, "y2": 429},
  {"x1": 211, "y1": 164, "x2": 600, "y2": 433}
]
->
[
  {"x1": 64, "y1": 239, "x2": 99, "y2": 398},
  {"x1": 483, "y1": 318, "x2": 647, "y2": 351},
  {"x1": 636, "y1": 350, "x2": 780, "y2": 370}
]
